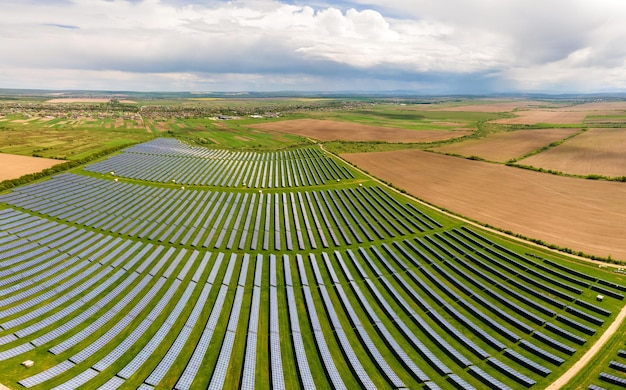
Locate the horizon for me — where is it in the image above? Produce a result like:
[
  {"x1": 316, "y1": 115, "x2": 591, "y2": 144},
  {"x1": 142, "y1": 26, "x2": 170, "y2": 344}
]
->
[{"x1": 3, "y1": 87, "x2": 626, "y2": 99}]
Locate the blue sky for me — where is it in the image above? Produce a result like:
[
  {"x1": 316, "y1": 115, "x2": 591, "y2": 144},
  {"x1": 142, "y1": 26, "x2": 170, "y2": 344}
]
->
[{"x1": 1, "y1": 0, "x2": 625, "y2": 93}]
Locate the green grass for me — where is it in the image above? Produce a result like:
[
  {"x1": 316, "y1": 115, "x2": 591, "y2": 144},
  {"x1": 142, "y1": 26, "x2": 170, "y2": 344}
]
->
[
  {"x1": 0, "y1": 119, "x2": 152, "y2": 160},
  {"x1": 301, "y1": 105, "x2": 503, "y2": 130},
  {"x1": 163, "y1": 117, "x2": 309, "y2": 150},
  {"x1": 566, "y1": 318, "x2": 626, "y2": 389}
]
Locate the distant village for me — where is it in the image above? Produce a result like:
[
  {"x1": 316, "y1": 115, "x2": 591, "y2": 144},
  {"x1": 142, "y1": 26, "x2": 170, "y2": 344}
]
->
[{"x1": 0, "y1": 98, "x2": 370, "y2": 122}]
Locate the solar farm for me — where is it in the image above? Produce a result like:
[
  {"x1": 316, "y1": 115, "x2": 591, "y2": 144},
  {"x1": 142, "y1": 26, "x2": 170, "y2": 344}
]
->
[{"x1": 1, "y1": 137, "x2": 626, "y2": 389}]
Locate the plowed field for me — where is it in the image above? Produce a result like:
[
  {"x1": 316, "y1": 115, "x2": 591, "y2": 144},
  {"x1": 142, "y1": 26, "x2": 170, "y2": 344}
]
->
[
  {"x1": 491, "y1": 110, "x2": 588, "y2": 125},
  {"x1": 489, "y1": 102, "x2": 626, "y2": 125},
  {"x1": 434, "y1": 128, "x2": 580, "y2": 162},
  {"x1": 250, "y1": 119, "x2": 470, "y2": 142},
  {"x1": 0, "y1": 153, "x2": 64, "y2": 180},
  {"x1": 519, "y1": 128, "x2": 626, "y2": 177},
  {"x1": 430, "y1": 100, "x2": 551, "y2": 112},
  {"x1": 344, "y1": 150, "x2": 626, "y2": 260}
]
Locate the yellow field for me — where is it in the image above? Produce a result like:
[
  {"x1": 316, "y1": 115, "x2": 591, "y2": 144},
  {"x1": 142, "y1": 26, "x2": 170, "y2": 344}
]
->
[
  {"x1": 0, "y1": 153, "x2": 65, "y2": 180},
  {"x1": 434, "y1": 128, "x2": 580, "y2": 162},
  {"x1": 519, "y1": 128, "x2": 626, "y2": 177}
]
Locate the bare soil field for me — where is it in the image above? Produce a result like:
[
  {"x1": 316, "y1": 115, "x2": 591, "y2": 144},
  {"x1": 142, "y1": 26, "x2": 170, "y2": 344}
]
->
[
  {"x1": 344, "y1": 150, "x2": 626, "y2": 260},
  {"x1": 433, "y1": 128, "x2": 580, "y2": 162},
  {"x1": 0, "y1": 153, "x2": 65, "y2": 181},
  {"x1": 519, "y1": 128, "x2": 626, "y2": 177},
  {"x1": 491, "y1": 110, "x2": 588, "y2": 125},
  {"x1": 555, "y1": 101, "x2": 626, "y2": 111},
  {"x1": 490, "y1": 102, "x2": 626, "y2": 125},
  {"x1": 250, "y1": 119, "x2": 470, "y2": 142},
  {"x1": 429, "y1": 100, "x2": 553, "y2": 113},
  {"x1": 45, "y1": 98, "x2": 136, "y2": 103},
  {"x1": 585, "y1": 117, "x2": 626, "y2": 125}
]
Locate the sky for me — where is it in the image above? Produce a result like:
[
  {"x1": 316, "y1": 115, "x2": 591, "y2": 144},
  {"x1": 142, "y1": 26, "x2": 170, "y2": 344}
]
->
[{"x1": 1, "y1": 0, "x2": 626, "y2": 93}]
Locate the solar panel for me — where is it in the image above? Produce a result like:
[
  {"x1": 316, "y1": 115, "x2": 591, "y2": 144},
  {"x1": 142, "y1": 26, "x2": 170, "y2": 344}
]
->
[
  {"x1": 119, "y1": 282, "x2": 195, "y2": 378},
  {"x1": 145, "y1": 281, "x2": 212, "y2": 386},
  {"x1": 18, "y1": 360, "x2": 76, "y2": 388},
  {"x1": 50, "y1": 368, "x2": 99, "y2": 390}
]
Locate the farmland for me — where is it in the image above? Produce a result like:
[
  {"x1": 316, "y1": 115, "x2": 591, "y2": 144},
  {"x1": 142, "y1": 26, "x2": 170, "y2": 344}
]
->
[
  {"x1": 250, "y1": 118, "x2": 470, "y2": 143},
  {"x1": 518, "y1": 128, "x2": 626, "y2": 178},
  {"x1": 0, "y1": 154, "x2": 65, "y2": 181},
  {"x1": 433, "y1": 128, "x2": 581, "y2": 163},
  {"x1": 489, "y1": 101, "x2": 626, "y2": 126},
  {"x1": 1, "y1": 94, "x2": 626, "y2": 389},
  {"x1": 490, "y1": 110, "x2": 588, "y2": 125},
  {"x1": 0, "y1": 116, "x2": 151, "y2": 160}
]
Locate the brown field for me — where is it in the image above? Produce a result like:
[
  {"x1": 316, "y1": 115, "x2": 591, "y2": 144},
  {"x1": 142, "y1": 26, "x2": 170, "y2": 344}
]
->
[
  {"x1": 433, "y1": 128, "x2": 580, "y2": 162},
  {"x1": 429, "y1": 100, "x2": 554, "y2": 112},
  {"x1": 585, "y1": 118, "x2": 626, "y2": 125},
  {"x1": 344, "y1": 150, "x2": 626, "y2": 260},
  {"x1": 250, "y1": 119, "x2": 470, "y2": 142},
  {"x1": 489, "y1": 102, "x2": 626, "y2": 125},
  {"x1": 519, "y1": 128, "x2": 626, "y2": 177},
  {"x1": 555, "y1": 101, "x2": 626, "y2": 111},
  {"x1": 0, "y1": 153, "x2": 65, "y2": 181},
  {"x1": 491, "y1": 110, "x2": 588, "y2": 125},
  {"x1": 45, "y1": 98, "x2": 136, "y2": 103}
]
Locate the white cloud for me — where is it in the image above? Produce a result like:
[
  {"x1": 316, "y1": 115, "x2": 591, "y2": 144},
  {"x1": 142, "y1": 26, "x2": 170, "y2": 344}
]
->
[{"x1": 0, "y1": 0, "x2": 625, "y2": 92}]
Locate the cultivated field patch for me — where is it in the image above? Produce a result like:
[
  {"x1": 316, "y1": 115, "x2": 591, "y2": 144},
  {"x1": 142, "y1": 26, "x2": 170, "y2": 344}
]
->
[
  {"x1": 0, "y1": 125, "x2": 150, "y2": 160},
  {"x1": 344, "y1": 149, "x2": 626, "y2": 260},
  {"x1": 491, "y1": 110, "x2": 588, "y2": 125},
  {"x1": 428, "y1": 100, "x2": 555, "y2": 112},
  {"x1": 489, "y1": 101, "x2": 626, "y2": 125},
  {"x1": 0, "y1": 153, "x2": 65, "y2": 180},
  {"x1": 554, "y1": 102, "x2": 626, "y2": 111},
  {"x1": 518, "y1": 128, "x2": 626, "y2": 177},
  {"x1": 250, "y1": 118, "x2": 470, "y2": 142},
  {"x1": 45, "y1": 98, "x2": 137, "y2": 103},
  {"x1": 433, "y1": 128, "x2": 580, "y2": 162}
]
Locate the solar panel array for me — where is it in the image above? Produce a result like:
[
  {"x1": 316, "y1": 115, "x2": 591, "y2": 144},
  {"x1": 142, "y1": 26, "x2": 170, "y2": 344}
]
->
[
  {"x1": 0, "y1": 138, "x2": 623, "y2": 389},
  {"x1": 84, "y1": 138, "x2": 352, "y2": 186},
  {"x1": 0, "y1": 174, "x2": 435, "y2": 250}
]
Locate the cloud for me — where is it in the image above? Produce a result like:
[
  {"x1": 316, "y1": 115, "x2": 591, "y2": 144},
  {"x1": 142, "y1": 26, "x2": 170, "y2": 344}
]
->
[
  {"x1": 0, "y1": 0, "x2": 625, "y2": 92},
  {"x1": 43, "y1": 23, "x2": 80, "y2": 29}
]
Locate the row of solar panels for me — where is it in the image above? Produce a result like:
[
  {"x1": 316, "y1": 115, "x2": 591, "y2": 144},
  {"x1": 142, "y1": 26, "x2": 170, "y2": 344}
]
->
[
  {"x1": 86, "y1": 140, "x2": 352, "y2": 187},
  {"x1": 0, "y1": 175, "x2": 437, "y2": 251}
]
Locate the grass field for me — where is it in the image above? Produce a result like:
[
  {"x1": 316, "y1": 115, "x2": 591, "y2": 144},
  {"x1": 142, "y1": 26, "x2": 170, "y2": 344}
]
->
[
  {"x1": 567, "y1": 313, "x2": 626, "y2": 389},
  {"x1": 0, "y1": 116, "x2": 151, "y2": 160},
  {"x1": 303, "y1": 105, "x2": 503, "y2": 130}
]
